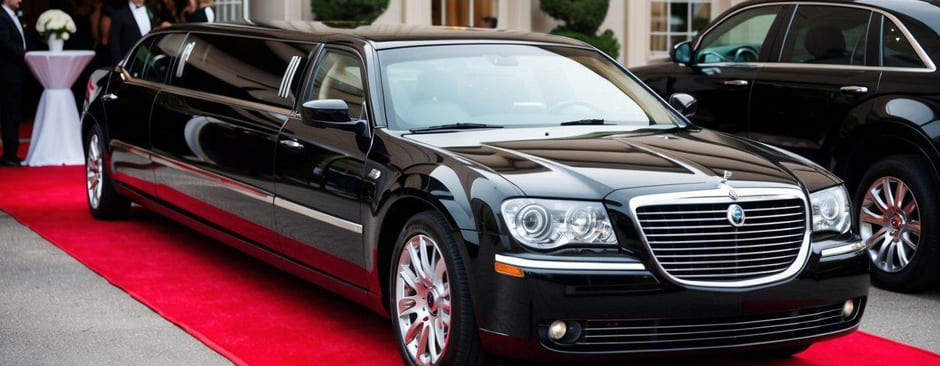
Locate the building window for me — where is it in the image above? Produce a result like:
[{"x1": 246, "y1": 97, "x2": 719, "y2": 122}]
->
[
  {"x1": 432, "y1": 0, "x2": 499, "y2": 28},
  {"x1": 650, "y1": 0, "x2": 712, "y2": 56}
]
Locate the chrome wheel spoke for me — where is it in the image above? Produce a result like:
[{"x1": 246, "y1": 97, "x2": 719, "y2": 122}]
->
[
  {"x1": 903, "y1": 236, "x2": 919, "y2": 251},
  {"x1": 894, "y1": 182, "x2": 908, "y2": 209},
  {"x1": 881, "y1": 178, "x2": 895, "y2": 207},
  {"x1": 906, "y1": 221, "x2": 922, "y2": 236},
  {"x1": 860, "y1": 211, "x2": 886, "y2": 227},
  {"x1": 903, "y1": 201, "x2": 917, "y2": 216}
]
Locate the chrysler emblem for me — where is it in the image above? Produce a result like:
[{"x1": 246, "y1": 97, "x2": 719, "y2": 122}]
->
[{"x1": 727, "y1": 204, "x2": 746, "y2": 227}]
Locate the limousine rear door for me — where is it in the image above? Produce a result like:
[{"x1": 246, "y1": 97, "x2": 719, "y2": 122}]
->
[
  {"x1": 151, "y1": 33, "x2": 315, "y2": 250},
  {"x1": 273, "y1": 48, "x2": 371, "y2": 287}
]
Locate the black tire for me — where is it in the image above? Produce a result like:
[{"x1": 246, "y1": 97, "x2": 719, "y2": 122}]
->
[
  {"x1": 388, "y1": 210, "x2": 491, "y2": 366},
  {"x1": 855, "y1": 155, "x2": 940, "y2": 292},
  {"x1": 84, "y1": 123, "x2": 130, "y2": 220}
]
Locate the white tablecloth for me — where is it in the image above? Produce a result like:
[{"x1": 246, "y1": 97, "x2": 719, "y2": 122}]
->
[{"x1": 24, "y1": 50, "x2": 95, "y2": 167}]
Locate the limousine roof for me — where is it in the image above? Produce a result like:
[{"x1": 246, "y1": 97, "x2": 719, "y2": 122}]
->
[{"x1": 160, "y1": 22, "x2": 593, "y2": 50}]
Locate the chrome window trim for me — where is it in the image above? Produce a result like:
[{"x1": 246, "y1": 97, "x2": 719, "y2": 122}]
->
[
  {"x1": 628, "y1": 186, "x2": 811, "y2": 288},
  {"x1": 494, "y1": 254, "x2": 646, "y2": 271},
  {"x1": 278, "y1": 55, "x2": 303, "y2": 99},
  {"x1": 693, "y1": 1, "x2": 936, "y2": 72},
  {"x1": 273, "y1": 197, "x2": 363, "y2": 234},
  {"x1": 820, "y1": 241, "x2": 865, "y2": 257}
]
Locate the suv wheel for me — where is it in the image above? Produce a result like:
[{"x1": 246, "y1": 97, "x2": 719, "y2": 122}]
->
[
  {"x1": 389, "y1": 211, "x2": 490, "y2": 366},
  {"x1": 856, "y1": 155, "x2": 939, "y2": 292},
  {"x1": 85, "y1": 123, "x2": 130, "y2": 219}
]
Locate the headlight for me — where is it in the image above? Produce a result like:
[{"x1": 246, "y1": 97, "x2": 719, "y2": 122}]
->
[
  {"x1": 810, "y1": 185, "x2": 851, "y2": 234},
  {"x1": 500, "y1": 199, "x2": 617, "y2": 249}
]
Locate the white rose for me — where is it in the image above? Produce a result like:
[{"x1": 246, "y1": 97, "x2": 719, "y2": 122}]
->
[{"x1": 61, "y1": 32, "x2": 70, "y2": 40}]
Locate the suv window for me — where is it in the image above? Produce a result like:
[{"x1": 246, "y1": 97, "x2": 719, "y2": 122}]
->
[
  {"x1": 172, "y1": 34, "x2": 315, "y2": 108},
  {"x1": 780, "y1": 6, "x2": 871, "y2": 65},
  {"x1": 696, "y1": 6, "x2": 782, "y2": 64},
  {"x1": 882, "y1": 17, "x2": 925, "y2": 68},
  {"x1": 305, "y1": 49, "x2": 365, "y2": 120}
]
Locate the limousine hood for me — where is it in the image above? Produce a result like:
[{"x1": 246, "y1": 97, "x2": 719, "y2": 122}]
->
[{"x1": 405, "y1": 126, "x2": 841, "y2": 199}]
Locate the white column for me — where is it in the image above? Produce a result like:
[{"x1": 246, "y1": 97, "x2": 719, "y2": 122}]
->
[
  {"x1": 403, "y1": 0, "x2": 432, "y2": 25},
  {"x1": 251, "y1": 0, "x2": 304, "y2": 22},
  {"x1": 598, "y1": 0, "x2": 625, "y2": 64},
  {"x1": 498, "y1": 0, "x2": 532, "y2": 31},
  {"x1": 623, "y1": 0, "x2": 650, "y2": 67}
]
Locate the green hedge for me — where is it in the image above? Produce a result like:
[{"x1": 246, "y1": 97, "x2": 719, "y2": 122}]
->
[
  {"x1": 312, "y1": 0, "x2": 389, "y2": 28},
  {"x1": 540, "y1": 0, "x2": 621, "y2": 59}
]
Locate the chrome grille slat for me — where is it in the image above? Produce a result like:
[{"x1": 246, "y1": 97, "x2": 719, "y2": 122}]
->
[
  {"x1": 583, "y1": 314, "x2": 844, "y2": 339},
  {"x1": 652, "y1": 240, "x2": 803, "y2": 251},
  {"x1": 654, "y1": 247, "x2": 800, "y2": 258},
  {"x1": 584, "y1": 309, "x2": 842, "y2": 331},
  {"x1": 636, "y1": 197, "x2": 807, "y2": 283},
  {"x1": 659, "y1": 253, "x2": 799, "y2": 265}
]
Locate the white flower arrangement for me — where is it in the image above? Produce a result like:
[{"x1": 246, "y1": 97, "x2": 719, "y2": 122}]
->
[{"x1": 36, "y1": 9, "x2": 76, "y2": 41}]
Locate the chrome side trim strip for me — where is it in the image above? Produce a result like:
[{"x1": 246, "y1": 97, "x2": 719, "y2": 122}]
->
[
  {"x1": 273, "y1": 197, "x2": 363, "y2": 234},
  {"x1": 694, "y1": 1, "x2": 936, "y2": 72},
  {"x1": 278, "y1": 55, "x2": 303, "y2": 99},
  {"x1": 111, "y1": 139, "x2": 151, "y2": 159},
  {"x1": 150, "y1": 154, "x2": 275, "y2": 204},
  {"x1": 494, "y1": 254, "x2": 646, "y2": 271},
  {"x1": 176, "y1": 41, "x2": 196, "y2": 78},
  {"x1": 629, "y1": 186, "x2": 811, "y2": 288},
  {"x1": 820, "y1": 241, "x2": 866, "y2": 257}
]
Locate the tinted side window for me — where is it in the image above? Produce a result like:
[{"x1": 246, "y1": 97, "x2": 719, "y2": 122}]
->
[
  {"x1": 780, "y1": 6, "x2": 871, "y2": 65},
  {"x1": 305, "y1": 50, "x2": 365, "y2": 120},
  {"x1": 131, "y1": 33, "x2": 187, "y2": 84},
  {"x1": 173, "y1": 34, "x2": 315, "y2": 108},
  {"x1": 125, "y1": 37, "x2": 156, "y2": 80},
  {"x1": 882, "y1": 17, "x2": 925, "y2": 68},
  {"x1": 696, "y1": 6, "x2": 782, "y2": 64}
]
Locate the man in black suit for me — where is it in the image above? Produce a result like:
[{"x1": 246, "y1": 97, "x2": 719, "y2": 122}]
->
[
  {"x1": 0, "y1": 0, "x2": 26, "y2": 166},
  {"x1": 110, "y1": 0, "x2": 152, "y2": 64}
]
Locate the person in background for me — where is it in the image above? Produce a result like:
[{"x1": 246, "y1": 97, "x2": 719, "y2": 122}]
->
[
  {"x1": 480, "y1": 16, "x2": 497, "y2": 29},
  {"x1": 0, "y1": 0, "x2": 27, "y2": 166},
  {"x1": 66, "y1": 0, "x2": 96, "y2": 49},
  {"x1": 182, "y1": 0, "x2": 213, "y2": 23},
  {"x1": 147, "y1": 0, "x2": 174, "y2": 27},
  {"x1": 108, "y1": 0, "x2": 151, "y2": 64}
]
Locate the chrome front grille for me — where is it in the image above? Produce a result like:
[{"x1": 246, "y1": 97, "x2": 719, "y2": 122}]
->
[{"x1": 635, "y1": 197, "x2": 807, "y2": 284}]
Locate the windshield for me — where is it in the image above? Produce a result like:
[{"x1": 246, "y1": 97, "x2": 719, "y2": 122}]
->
[{"x1": 377, "y1": 44, "x2": 682, "y2": 131}]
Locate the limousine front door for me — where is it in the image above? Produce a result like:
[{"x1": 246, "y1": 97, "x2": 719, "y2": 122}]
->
[{"x1": 274, "y1": 49, "x2": 370, "y2": 287}]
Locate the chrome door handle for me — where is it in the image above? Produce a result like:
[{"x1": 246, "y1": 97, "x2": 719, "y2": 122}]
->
[
  {"x1": 102, "y1": 93, "x2": 118, "y2": 101},
  {"x1": 840, "y1": 86, "x2": 869, "y2": 94},
  {"x1": 279, "y1": 139, "x2": 304, "y2": 150},
  {"x1": 723, "y1": 80, "x2": 749, "y2": 87}
]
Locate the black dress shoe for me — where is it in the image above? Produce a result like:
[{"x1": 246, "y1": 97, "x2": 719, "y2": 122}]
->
[{"x1": 0, "y1": 158, "x2": 21, "y2": 167}]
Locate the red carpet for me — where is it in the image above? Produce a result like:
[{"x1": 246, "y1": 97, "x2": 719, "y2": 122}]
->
[{"x1": 0, "y1": 166, "x2": 938, "y2": 366}]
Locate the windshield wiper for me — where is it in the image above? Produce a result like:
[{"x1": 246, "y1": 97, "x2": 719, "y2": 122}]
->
[
  {"x1": 409, "y1": 123, "x2": 504, "y2": 134},
  {"x1": 559, "y1": 119, "x2": 608, "y2": 126}
]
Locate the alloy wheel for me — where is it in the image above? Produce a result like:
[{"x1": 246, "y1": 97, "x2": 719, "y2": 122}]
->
[
  {"x1": 86, "y1": 134, "x2": 103, "y2": 210},
  {"x1": 860, "y1": 176, "x2": 922, "y2": 273},
  {"x1": 395, "y1": 234, "x2": 452, "y2": 366}
]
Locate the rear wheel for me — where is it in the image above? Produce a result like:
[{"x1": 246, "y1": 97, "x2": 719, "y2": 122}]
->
[
  {"x1": 389, "y1": 211, "x2": 490, "y2": 366},
  {"x1": 85, "y1": 124, "x2": 130, "y2": 220},
  {"x1": 856, "y1": 155, "x2": 939, "y2": 292}
]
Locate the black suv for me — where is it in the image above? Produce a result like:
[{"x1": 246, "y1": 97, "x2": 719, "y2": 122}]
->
[
  {"x1": 633, "y1": 0, "x2": 940, "y2": 292},
  {"x1": 83, "y1": 23, "x2": 867, "y2": 364}
]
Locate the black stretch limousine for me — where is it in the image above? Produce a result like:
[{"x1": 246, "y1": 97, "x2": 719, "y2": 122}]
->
[{"x1": 82, "y1": 23, "x2": 868, "y2": 364}]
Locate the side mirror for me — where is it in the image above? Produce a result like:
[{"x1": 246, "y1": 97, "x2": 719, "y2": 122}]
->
[
  {"x1": 301, "y1": 99, "x2": 370, "y2": 137},
  {"x1": 671, "y1": 41, "x2": 693, "y2": 65},
  {"x1": 669, "y1": 93, "x2": 697, "y2": 119}
]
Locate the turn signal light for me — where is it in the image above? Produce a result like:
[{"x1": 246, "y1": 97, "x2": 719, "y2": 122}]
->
[{"x1": 494, "y1": 262, "x2": 524, "y2": 278}]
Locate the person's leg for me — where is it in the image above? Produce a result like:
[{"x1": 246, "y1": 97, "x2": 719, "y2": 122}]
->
[{"x1": 0, "y1": 83, "x2": 23, "y2": 162}]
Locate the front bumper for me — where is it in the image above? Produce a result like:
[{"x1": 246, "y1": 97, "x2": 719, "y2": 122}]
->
[{"x1": 473, "y1": 235, "x2": 869, "y2": 361}]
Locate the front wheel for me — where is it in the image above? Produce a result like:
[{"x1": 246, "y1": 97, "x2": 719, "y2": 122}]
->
[
  {"x1": 856, "y1": 155, "x2": 939, "y2": 292},
  {"x1": 85, "y1": 123, "x2": 130, "y2": 220},
  {"x1": 389, "y1": 211, "x2": 490, "y2": 366}
]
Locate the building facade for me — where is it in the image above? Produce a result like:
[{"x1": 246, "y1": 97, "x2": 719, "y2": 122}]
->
[{"x1": 246, "y1": 0, "x2": 749, "y2": 66}]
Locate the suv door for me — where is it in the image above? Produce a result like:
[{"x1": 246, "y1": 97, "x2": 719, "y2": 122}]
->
[
  {"x1": 105, "y1": 33, "x2": 184, "y2": 196},
  {"x1": 151, "y1": 33, "x2": 314, "y2": 249},
  {"x1": 749, "y1": 5, "x2": 880, "y2": 163},
  {"x1": 673, "y1": 5, "x2": 786, "y2": 131},
  {"x1": 274, "y1": 48, "x2": 371, "y2": 287}
]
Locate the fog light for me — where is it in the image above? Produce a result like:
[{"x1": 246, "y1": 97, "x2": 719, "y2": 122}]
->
[
  {"x1": 843, "y1": 299, "x2": 855, "y2": 319},
  {"x1": 548, "y1": 320, "x2": 567, "y2": 341}
]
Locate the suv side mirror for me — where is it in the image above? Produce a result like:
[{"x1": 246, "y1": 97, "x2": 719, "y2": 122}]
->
[
  {"x1": 669, "y1": 93, "x2": 697, "y2": 118},
  {"x1": 301, "y1": 99, "x2": 370, "y2": 137},
  {"x1": 671, "y1": 41, "x2": 693, "y2": 65}
]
